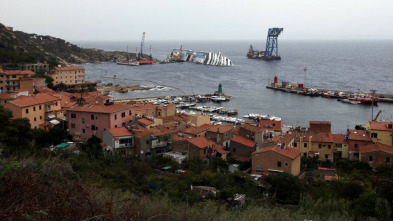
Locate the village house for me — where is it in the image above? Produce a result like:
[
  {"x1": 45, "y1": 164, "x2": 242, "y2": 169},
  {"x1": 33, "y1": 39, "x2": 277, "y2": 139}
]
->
[
  {"x1": 18, "y1": 63, "x2": 50, "y2": 74},
  {"x1": 66, "y1": 103, "x2": 134, "y2": 141},
  {"x1": 347, "y1": 129, "x2": 372, "y2": 161},
  {"x1": 251, "y1": 144, "x2": 302, "y2": 176},
  {"x1": 204, "y1": 124, "x2": 234, "y2": 148},
  {"x1": 133, "y1": 130, "x2": 154, "y2": 159},
  {"x1": 309, "y1": 121, "x2": 335, "y2": 161},
  {"x1": 0, "y1": 90, "x2": 29, "y2": 104},
  {"x1": 0, "y1": 67, "x2": 35, "y2": 94},
  {"x1": 4, "y1": 93, "x2": 62, "y2": 129},
  {"x1": 258, "y1": 119, "x2": 283, "y2": 137},
  {"x1": 182, "y1": 126, "x2": 210, "y2": 138},
  {"x1": 293, "y1": 129, "x2": 312, "y2": 158},
  {"x1": 172, "y1": 134, "x2": 217, "y2": 160},
  {"x1": 359, "y1": 143, "x2": 393, "y2": 168},
  {"x1": 187, "y1": 113, "x2": 210, "y2": 126},
  {"x1": 333, "y1": 134, "x2": 349, "y2": 159},
  {"x1": 155, "y1": 103, "x2": 176, "y2": 117},
  {"x1": 239, "y1": 123, "x2": 268, "y2": 146},
  {"x1": 102, "y1": 127, "x2": 134, "y2": 155},
  {"x1": 230, "y1": 135, "x2": 257, "y2": 162},
  {"x1": 148, "y1": 125, "x2": 177, "y2": 155},
  {"x1": 132, "y1": 103, "x2": 157, "y2": 118},
  {"x1": 49, "y1": 66, "x2": 85, "y2": 86},
  {"x1": 366, "y1": 121, "x2": 393, "y2": 146}
]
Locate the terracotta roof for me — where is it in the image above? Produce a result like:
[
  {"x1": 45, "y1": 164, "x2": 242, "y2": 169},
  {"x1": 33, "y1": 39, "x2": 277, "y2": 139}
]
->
[
  {"x1": 333, "y1": 134, "x2": 348, "y2": 144},
  {"x1": 3, "y1": 70, "x2": 35, "y2": 75},
  {"x1": 133, "y1": 103, "x2": 157, "y2": 111},
  {"x1": 253, "y1": 145, "x2": 302, "y2": 160},
  {"x1": 107, "y1": 127, "x2": 132, "y2": 137},
  {"x1": 67, "y1": 103, "x2": 132, "y2": 114},
  {"x1": 242, "y1": 123, "x2": 266, "y2": 133},
  {"x1": 35, "y1": 87, "x2": 55, "y2": 94},
  {"x1": 54, "y1": 66, "x2": 85, "y2": 71},
  {"x1": 156, "y1": 103, "x2": 175, "y2": 110},
  {"x1": 359, "y1": 143, "x2": 393, "y2": 155},
  {"x1": 182, "y1": 126, "x2": 209, "y2": 135},
  {"x1": 259, "y1": 120, "x2": 282, "y2": 132},
  {"x1": 138, "y1": 118, "x2": 154, "y2": 126},
  {"x1": 213, "y1": 145, "x2": 229, "y2": 155},
  {"x1": 32, "y1": 78, "x2": 46, "y2": 84},
  {"x1": 271, "y1": 133, "x2": 295, "y2": 146},
  {"x1": 293, "y1": 130, "x2": 311, "y2": 142},
  {"x1": 149, "y1": 125, "x2": 176, "y2": 136},
  {"x1": 189, "y1": 137, "x2": 216, "y2": 149},
  {"x1": 134, "y1": 130, "x2": 153, "y2": 139},
  {"x1": 369, "y1": 121, "x2": 393, "y2": 132},
  {"x1": 6, "y1": 93, "x2": 60, "y2": 107},
  {"x1": 231, "y1": 135, "x2": 256, "y2": 147},
  {"x1": 348, "y1": 130, "x2": 372, "y2": 141},
  {"x1": 207, "y1": 125, "x2": 233, "y2": 134},
  {"x1": 311, "y1": 131, "x2": 334, "y2": 143},
  {"x1": 159, "y1": 114, "x2": 188, "y2": 123},
  {"x1": 235, "y1": 155, "x2": 251, "y2": 162}
]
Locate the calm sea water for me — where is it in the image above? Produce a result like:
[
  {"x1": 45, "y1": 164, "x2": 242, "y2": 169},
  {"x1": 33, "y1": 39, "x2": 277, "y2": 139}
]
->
[{"x1": 75, "y1": 40, "x2": 393, "y2": 133}]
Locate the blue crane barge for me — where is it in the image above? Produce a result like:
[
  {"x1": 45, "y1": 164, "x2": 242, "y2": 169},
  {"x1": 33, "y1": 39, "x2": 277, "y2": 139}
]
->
[{"x1": 247, "y1": 27, "x2": 283, "y2": 61}]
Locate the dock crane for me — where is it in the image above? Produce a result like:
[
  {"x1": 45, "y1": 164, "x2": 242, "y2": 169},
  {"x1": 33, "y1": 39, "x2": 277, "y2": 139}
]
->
[
  {"x1": 138, "y1": 32, "x2": 145, "y2": 60},
  {"x1": 263, "y1": 28, "x2": 284, "y2": 60},
  {"x1": 247, "y1": 27, "x2": 283, "y2": 61}
]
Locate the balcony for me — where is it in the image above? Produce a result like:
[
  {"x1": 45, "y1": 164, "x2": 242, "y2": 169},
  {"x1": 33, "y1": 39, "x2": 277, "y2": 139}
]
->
[{"x1": 152, "y1": 140, "x2": 168, "y2": 149}]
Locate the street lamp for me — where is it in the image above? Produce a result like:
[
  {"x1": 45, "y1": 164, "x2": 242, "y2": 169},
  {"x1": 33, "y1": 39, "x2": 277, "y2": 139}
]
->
[{"x1": 371, "y1": 89, "x2": 377, "y2": 121}]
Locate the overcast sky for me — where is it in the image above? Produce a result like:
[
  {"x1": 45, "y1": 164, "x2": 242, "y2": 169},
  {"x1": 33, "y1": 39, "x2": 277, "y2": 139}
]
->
[{"x1": 1, "y1": 0, "x2": 393, "y2": 41}]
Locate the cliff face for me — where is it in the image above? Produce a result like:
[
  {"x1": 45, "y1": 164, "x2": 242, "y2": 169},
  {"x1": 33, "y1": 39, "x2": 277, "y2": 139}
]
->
[{"x1": 0, "y1": 23, "x2": 131, "y2": 66}]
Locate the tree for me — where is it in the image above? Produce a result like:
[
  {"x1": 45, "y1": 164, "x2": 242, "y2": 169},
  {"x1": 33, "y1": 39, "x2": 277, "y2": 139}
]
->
[
  {"x1": 57, "y1": 82, "x2": 67, "y2": 91},
  {"x1": 267, "y1": 172, "x2": 303, "y2": 204},
  {"x1": 47, "y1": 57, "x2": 59, "y2": 69}
]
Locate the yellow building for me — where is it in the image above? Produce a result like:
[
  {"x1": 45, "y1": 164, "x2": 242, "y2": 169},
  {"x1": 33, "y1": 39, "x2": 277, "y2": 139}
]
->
[
  {"x1": 4, "y1": 93, "x2": 63, "y2": 129},
  {"x1": 366, "y1": 121, "x2": 393, "y2": 146},
  {"x1": 0, "y1": 67, "x2": 35, "y2": 93},
  {"x1": 50, "y1": 66, "x2": 85, "y2": 86},
  {"x1": 293, "y1": 130, "x2": 312, "y2": 158}
]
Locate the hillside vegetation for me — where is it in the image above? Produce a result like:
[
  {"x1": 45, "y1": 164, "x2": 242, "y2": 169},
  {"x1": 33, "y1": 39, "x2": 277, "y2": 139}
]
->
[{"x1": 0, "y1": 23, "x2": 131, "y2": 67}]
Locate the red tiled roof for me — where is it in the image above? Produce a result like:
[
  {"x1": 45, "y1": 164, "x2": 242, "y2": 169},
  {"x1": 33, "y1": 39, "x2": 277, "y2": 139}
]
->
[
  {"x1": 271, "y1": 133, "x2": 295, "y2": 146},
  {"x1": 67, "y1": 103, "x2": 132, "y2": 114},
  {"x1": 133, "y1": 103, "x2": 157, "y2": 111},
  {"x1": 259, "y1": 120, "x2": 282, "y2": 132},
  {"x1": 348, "y1": 130, "x2": 372, "y2": 142},
  {"x1": 253, "y1": 146, "x2": 302, "y2": 160},
  {"x1": 134, "y1": 130, "x2": 153, "y2": 139},
  {"x1": 369, "y1": 121, "x2": 393, "y2": 132},
  {"x1": 242, "y1": 123, "x2": 266, "y2": 133},
  {"x1": 6, "y1": 93, "x2": 60, "y2": 107},
  {"x1": 333, "y1": 134, "x2": 348, "y2": 144},
  {"x1": 107, "y1": 127, "x2": 132, "y2": 137},
  {"x1": 182, "y1": 126, "x2": 209, "y2": 135},
  {"x1": 231, "y1": 135, "x2": 256, "y2": 147},
  {"x1": 207, "y1": 125, "x2": 233, "y2": 134},
  {"x1": 157, "y1": 103, "x2": 175, "y2": 110},
  {"x1": 3, "y1": 70, "x2": 35, "y2": 75},
  {"x1": 311, "y1": 131, "x2": 334, "y2": 143},
  {"x1": 293, "y1": 130, "x2": 312, "y2": 142},
  {"x1": 54, "y1": 66, "x2": 85, "y2": 71},
  {"x1": 213, "y1": 145, "x2": 229, "y2": 155},
  {"x1": 309, "y1": 121, "x2": 331, "y2": 133},
  {"x1": 189, "y1": 137, "x2": 216, "y2": 149},
  {"x1": 138, "y1": 118, "x2": 154, "y2": 126},
  {"x1": 359, "y1": 143, "x2": 393, "y2": 155},
  {"x1": 149, "y1": 125, "x2": 176, "y2": 136}
]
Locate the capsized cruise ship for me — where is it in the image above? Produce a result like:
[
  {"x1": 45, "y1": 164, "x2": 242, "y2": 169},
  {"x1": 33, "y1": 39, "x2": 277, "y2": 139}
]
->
[{"x1": 167, "y1": 48, "x2": 233, "y2": 66}]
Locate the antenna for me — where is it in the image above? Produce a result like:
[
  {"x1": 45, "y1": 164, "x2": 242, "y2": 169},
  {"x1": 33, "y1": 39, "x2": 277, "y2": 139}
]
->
[{"x1": 303, "y1": 67, "x2": 307, "y2": 88}]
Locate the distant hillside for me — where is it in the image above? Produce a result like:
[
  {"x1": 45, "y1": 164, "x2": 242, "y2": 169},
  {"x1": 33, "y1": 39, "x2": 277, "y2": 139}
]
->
[{"x1": 0, "y1": 23, "x2": 133, "y2": 67}]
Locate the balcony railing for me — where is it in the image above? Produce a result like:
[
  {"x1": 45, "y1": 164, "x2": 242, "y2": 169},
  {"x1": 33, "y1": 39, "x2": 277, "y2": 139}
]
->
[{"x1": 152, "y1": 141, "x2": 168, "y2": 148}]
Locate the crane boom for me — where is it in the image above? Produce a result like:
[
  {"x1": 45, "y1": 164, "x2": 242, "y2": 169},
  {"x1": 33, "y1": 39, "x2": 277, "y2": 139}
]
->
[{"x1": 139, "y1": 32, "x2": 145, "y2": 59}]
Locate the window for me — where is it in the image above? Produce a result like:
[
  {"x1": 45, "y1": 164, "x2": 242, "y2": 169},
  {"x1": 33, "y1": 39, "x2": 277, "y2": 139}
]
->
[
  {"x1": 114, "y1": 114, "x2": 117, "y2": 120},
  {"x1": 277, "y1": 161, "x2": 282, "y2": 167},
  {"x1": 355, "y1": 144, "x2": 358, "y2": 148},
  {"x1": 129, "y1": 110, "x2": 132, "y2": 116},
  {"x1": 115, "y1": 125, "x2": 117, "y2": 128},
  {"x1": 71, "y1": 123, "x2": 75, "y2": 128},
  {"x1": 83, "y1": 129, "x2": 85, "y2": 134},
  {"x1": 122, "y1": 112, "x2": 125, "y2": 118},
  {"x1": 82, "y1": 118, "x2": 85, "y2": 124},
  {"x1": 304, "y1": 143, "x2": 307, "y2": 148},
  {"x1": 371, "y1": 133, "x2": 378, "y2": 138},
  {"x1": 91, "y1": 125, "x2": 96, "y2": 130},
  {"x1": 293, "y1": 142, "x2": 297, "y2": 147},
  {"x1": 55, "y1": 102, "x2": 58, "y2": 106},
  {"x1": 328, "y1": 145, "x2": 331, "y2": 149},
  {"x1": 285, "y1": 162, "x2": 288, "y2": 166},
  {"x1": 233, "y1": 148, "x2": 236, "y2": 153},
  {"x1": 34, "y1": 117, "x2": 36, "y2": 122},
  {"x1": 318, "y1": 144, "x2": 322, "y2": 149},
  {"x1": 122, "y1": 122, "x2": 126, "y2": 127},
  {"x1": 369, "y1": 156, "x2": 373, "y2": 162},
  {"x1": 25, "y1": 108, "x2": 29, "y2": 114},
  {"x1": 203, "y1": 149, "x2": 206, "y2": 155},
  {"x1": 71, "y1": 113, "x2": 76, "y2": 118},
  {"x1": 387, "y1": 157, "x2": 391, "y2": 163},
  {"x1": 304, "y1": 153, "x2": 307, "y2": 157},
  {"x1": 146, "y1": 140, "x2": 149, "y2": 144},
  {"x1": 40, "y1": 116, "x2": 42, "y2": 119},
  {"x1": 325, "y1": 154, "x2": 329, "y2": 159},
  {"x1": 225, "y1": 133, "x2": 228, "y2": 137},
  {"x1": 33, "y1": 106, "x2": 36, "y2": 111},
  {"x1": 91, "y1": 114, "x2": 94, "y2": 120},
  {"x1": 354, "y1": 153, "x2": 359, "y2": 157}
]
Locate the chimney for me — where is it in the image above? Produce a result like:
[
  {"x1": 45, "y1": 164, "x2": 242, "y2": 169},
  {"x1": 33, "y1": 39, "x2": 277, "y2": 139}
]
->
[{"x1": 255, "y1": 144, "x2": 259, "y2": 152}]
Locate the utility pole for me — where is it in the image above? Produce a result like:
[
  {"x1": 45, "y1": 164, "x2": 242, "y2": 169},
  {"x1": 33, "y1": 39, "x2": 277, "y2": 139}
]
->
[
  {"x1": 371, "y1": 89, "x2": 377, "y2": 121},
  {"x1": 303, "y1": 67, "x2": 307, "y2": 89}
]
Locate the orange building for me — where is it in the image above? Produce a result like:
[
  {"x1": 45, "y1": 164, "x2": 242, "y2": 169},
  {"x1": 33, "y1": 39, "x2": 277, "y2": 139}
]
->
[
  {"x1": 0, "y1": 67, "x2": 35, "y2": 94},
  {"x1": 50, "y1": 66, "x2": 85, "y2": 86},
  {"x1": 4, "y1": 94, "x2": 63, "y2": 129}
]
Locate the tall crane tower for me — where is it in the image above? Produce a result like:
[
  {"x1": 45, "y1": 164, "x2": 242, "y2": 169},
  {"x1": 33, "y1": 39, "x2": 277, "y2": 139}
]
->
[
  {"x1": 263, "y1": 28, "x2": 283, "y2": 61},
  {"x1": 139, "y1": 32, "x2": 145, "y2": 59}
]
